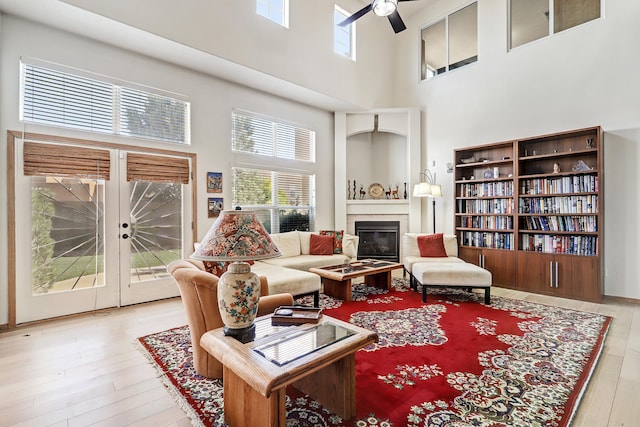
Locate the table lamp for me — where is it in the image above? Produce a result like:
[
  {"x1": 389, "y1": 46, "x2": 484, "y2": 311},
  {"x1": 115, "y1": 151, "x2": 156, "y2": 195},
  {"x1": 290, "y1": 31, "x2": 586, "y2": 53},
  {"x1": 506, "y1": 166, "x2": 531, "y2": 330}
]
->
[{"x1": 191, "y1": 210, "x2": 281, "y2": 342}]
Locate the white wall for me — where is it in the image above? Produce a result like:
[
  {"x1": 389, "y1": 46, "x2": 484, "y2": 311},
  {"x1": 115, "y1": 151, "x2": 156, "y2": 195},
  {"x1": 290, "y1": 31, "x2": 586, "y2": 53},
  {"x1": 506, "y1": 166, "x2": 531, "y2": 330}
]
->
[
  {"x1": 57, "y1": 0, "x2": 397, "y2": 109},
  {"x1": 394, "y1": 0, "x2": 640, "y2": 298},
  {"x1": 0, "y1": 15, "x2": 336, "y2": 325}
]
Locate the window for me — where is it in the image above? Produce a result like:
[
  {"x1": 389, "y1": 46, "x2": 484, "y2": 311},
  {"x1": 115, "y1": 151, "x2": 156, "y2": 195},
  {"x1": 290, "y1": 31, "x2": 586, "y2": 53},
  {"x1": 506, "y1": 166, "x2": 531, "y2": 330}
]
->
[
  {"x1": 421, "y1": 2, "x2": 478, "y2": 80},
  {"x1": 231, "y1": 110, "x2": 316, "y2": 233},
  {"x1": 334, "y1": 5, "x2": 355, "y2": 60},
  {"x1": 509, "y1": 0, "x2": 601, "y2": 49},
  {"x1": 20, "y1": 62, "x2": 190, "y2": 144},
  {"x1": 256, "y1": 0, "x2": 289, "y2": 28}
]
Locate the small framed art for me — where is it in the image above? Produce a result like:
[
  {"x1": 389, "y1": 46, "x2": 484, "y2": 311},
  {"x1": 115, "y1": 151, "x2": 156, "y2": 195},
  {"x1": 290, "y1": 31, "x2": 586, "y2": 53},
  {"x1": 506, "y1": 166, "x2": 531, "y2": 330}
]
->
[
  {"x1": 207, "y1": 172, "x2": 222, "y2": 193},
  {"x1": 208, "y1": 197, "x2": 223, "y2": 218}
]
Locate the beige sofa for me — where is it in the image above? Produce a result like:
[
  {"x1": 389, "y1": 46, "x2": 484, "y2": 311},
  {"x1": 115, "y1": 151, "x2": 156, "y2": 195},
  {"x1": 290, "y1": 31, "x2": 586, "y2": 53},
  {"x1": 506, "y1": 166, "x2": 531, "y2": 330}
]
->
[{"x1": 252, "y1": 230, "x2": 359, "y2": 305}]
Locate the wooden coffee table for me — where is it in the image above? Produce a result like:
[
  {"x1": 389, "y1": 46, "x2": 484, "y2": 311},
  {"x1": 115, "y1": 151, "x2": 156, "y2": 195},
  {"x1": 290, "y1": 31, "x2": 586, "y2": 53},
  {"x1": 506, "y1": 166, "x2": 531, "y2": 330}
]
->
[
  {"x1": 309, "y1": 259, "x2": 403, "y2": 302},
  {"x1": 200, "y1": 314, "x2": 377, "y2": 427}
]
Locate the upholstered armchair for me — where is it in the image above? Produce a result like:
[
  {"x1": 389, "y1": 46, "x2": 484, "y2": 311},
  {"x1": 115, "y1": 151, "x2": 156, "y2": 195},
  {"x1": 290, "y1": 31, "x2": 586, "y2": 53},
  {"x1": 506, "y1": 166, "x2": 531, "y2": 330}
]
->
[{"x1": 168, "y1": 259, "x2": 294, "y2": 378}]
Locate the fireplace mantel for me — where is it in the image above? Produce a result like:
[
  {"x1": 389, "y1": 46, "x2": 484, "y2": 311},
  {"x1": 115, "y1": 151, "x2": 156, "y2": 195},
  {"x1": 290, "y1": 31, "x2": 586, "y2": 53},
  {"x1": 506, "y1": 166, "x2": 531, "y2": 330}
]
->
[{"x1": 346, "y1": 200, "x2": 409, "y2": 216}]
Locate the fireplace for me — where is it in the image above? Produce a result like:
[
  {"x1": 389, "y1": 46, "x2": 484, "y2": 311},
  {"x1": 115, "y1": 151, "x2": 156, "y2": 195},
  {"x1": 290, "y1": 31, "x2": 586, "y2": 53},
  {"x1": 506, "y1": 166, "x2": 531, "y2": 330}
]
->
[{"x1": 355, "y1": 221, "x2": 400, "y2": 262}]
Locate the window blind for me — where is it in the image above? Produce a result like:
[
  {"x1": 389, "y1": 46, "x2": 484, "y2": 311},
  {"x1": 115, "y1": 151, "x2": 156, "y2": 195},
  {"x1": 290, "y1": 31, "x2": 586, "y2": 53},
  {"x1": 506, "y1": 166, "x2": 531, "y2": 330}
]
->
[
  {"x1": 23, "y1": 141, "x2": 111, "y2": 180},
  {"x1": 231, "y1": 110, "x2": 314, "y2": 162},
  {"x1": 22, "y1": 65, "x2": 113, "y2": 133},
  {"x1": 126, "y1": 153, "x2": 190, "y2": 184},
  {"x1": 21, "y1": 62, "x2": 190, "y2": 145}
]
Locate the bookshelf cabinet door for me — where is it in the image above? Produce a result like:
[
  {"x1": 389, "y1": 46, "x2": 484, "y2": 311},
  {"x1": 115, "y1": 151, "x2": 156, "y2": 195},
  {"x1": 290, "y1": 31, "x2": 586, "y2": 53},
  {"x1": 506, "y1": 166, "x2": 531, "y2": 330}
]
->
[
  {"x1": 517, "y1": 252, "x2": 555, "y2": 294},
  {"x1": 459, "y1": 246, "x2": 482, "y2": 266},
  {"x1": 555, "y1": 255, "x2": 600, "y2": 301},
  {"x1": 482, "y1": 249, "x2": 515, "y2": 287}
]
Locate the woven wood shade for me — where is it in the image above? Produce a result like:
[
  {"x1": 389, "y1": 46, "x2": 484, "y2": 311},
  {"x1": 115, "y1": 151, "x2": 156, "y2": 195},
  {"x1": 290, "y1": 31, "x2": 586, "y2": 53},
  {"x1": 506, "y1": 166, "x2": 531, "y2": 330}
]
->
[
  {"x1": 23, "y1": 141, "x2": 111, "y2": 180},
  {"x1": 127, "y1": 152, "x2": 190, "y2": 184}
]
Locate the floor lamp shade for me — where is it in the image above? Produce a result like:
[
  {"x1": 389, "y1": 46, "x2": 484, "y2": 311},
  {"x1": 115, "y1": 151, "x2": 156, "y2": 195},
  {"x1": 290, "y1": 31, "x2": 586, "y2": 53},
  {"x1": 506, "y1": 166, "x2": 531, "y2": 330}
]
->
[{"x1": 191, "y1": 210, "x2": 281, "y2": 342}]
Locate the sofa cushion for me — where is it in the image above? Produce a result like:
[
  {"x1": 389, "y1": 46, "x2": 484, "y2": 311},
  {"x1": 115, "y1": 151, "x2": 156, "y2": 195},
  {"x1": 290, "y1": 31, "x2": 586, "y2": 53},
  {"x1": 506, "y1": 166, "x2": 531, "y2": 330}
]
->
[
  {"x1": 261, "y1": 254, "x2": 349, "y2": 271},
  {"x1": 342, "y1": 234, "x2": 358, "y2": 259},
  {"x1": 300, "y1": 232, "x2": 358, "y2": 258},
  {"x1": 269, "y1": 231, "x2": 301, "y2": 258},
  {"x1": 252, "y1": 261, "x2": 321, "y2": 296},
  {"x1": 319, "y1": 230, "x2": 344, "y2": 254},
  {"x1": 299, "y1": 231, "x2": 313, "y2": 255},
  {"x1": 403, "y1": 233, "x2": 458, "y2": 258},
  {"x1": 417, "y1": 233, "x2": 448, "y2": 257},
  {"x1": 310, "y1": 234, "x2": 334, "y2": 255}
]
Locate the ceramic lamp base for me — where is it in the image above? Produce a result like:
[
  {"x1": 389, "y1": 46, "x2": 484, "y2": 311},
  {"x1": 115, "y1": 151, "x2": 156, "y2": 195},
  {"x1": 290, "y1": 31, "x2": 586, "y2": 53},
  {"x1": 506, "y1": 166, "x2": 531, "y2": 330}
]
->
[
  {"x1": 223, "y1": 323, "x2": 256, "y2": 343},
  {"x1": 217, "y1": 261, "x2": 261, "y2": 339}
]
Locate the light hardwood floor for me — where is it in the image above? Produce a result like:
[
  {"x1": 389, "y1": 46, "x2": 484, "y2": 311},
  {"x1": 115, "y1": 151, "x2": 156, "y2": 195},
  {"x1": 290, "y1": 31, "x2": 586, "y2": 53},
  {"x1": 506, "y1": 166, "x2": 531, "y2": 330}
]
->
[{"x1": 0, "y1": 287, "x2": 638, "y2": 427}]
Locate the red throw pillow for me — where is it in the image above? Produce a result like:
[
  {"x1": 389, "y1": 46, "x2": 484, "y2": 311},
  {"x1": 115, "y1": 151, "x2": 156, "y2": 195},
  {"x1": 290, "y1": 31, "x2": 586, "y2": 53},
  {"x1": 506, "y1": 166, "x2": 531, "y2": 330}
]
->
[
  {"x1": 417, "y1": 233, "x2": 448, "y2": 257},
  {"x1": 319, "y1": 230, "x2": 344, "y2": 254},
  {"x1": 310, "y1": 233, "x2": 335, "y2": 255}
]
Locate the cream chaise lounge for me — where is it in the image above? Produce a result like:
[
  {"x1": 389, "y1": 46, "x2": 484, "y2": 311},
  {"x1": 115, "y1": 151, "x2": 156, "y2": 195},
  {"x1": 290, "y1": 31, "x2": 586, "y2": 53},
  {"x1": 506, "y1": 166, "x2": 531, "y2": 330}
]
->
[{"x1": 402, "y1": 233, "x2": 492, "y2": 304}]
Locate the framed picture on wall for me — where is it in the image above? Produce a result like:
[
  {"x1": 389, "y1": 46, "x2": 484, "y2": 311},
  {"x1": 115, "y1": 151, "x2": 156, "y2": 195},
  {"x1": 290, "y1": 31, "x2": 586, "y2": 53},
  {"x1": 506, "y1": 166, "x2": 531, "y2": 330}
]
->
[
  {"x1": 207, "y1": 172, "x2": 222, "y2": 193},
  {"x1": 208, "y1": 197, "x2": 223, "y2": 218}
]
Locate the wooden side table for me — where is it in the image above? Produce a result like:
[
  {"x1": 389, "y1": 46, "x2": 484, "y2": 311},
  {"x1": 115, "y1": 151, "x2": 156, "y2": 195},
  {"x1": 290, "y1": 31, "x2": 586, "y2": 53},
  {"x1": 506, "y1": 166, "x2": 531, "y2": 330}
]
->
[{"x1": 200, "y1": 314, "x2": 377, "y2": 427}]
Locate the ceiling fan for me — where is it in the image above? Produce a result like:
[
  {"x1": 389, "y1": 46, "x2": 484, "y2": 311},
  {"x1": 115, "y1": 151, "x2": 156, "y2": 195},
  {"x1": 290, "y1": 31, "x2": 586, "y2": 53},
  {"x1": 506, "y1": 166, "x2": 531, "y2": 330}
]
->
[{"x1": 338, "y1": 0, "x2": 421, "y2": 34}]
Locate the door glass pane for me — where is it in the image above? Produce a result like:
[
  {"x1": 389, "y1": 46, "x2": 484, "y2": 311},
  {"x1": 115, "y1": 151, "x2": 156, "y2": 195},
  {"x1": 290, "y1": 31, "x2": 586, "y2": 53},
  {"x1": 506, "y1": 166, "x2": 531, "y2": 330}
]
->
[
  {"x1": 421, "y1": 19, "x2": 446, "y2": 80},
  {"x1": 32, "y1": 176, "x2": 105, "y2": 294},
  {"x1": 449, "y1": 2, "x2": 478, "y2": 70},
  {"x1": 510, "y1": 0, "x2": 550, "y2": 49},
  {"x1": 128, "y1": 181, "x2": 183, "y2": 283}
]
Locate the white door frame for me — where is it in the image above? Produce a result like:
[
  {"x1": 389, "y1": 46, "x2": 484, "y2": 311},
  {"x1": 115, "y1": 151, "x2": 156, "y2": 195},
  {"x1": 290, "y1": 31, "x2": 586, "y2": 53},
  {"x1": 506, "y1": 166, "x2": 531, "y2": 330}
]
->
[{"x1": 7, "y1": 132, "x2": 197, "y2": 326}]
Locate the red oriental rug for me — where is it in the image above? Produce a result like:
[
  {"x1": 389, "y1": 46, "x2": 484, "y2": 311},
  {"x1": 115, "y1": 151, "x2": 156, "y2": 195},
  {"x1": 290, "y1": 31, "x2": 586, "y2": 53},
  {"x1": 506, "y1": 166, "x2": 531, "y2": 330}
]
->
[{"x1": 137, "y1": 279, "x2": 610, "y2": 427}]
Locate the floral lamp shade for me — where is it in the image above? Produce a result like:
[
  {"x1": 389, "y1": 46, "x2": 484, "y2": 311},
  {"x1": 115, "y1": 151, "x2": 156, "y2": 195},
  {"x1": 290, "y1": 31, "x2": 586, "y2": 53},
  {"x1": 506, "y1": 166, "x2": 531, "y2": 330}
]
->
[
  {"x1": 190, "y1": 210, "x2": 280, "y2": 342},
  {"x1": 191, "y1": 210, "x2": 281, "y2": 262}
]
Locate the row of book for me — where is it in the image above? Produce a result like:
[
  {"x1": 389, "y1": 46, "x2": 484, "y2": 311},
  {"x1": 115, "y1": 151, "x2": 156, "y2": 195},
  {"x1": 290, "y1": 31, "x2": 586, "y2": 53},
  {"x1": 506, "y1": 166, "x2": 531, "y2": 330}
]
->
[
  {"x1": 458, "y1": 181, "x2": 514, "y2": 197},
  {"x1": 458, "y1": 215, "x2": 514, "y2": 230},
  {"x1": 520, "y1": 234, "x2": 598, "y2": 255},
  {"x1": 520, "y1": 174, "x2": 598, "y2": 195},
  {"x1": 459, "y1": 231, "x2": 514, "y2": 249},
  {"x1": 520, "y1": 215, "x2": 597, "y2": 232},
  {"x1": 519, "y1": 195, "x2": 598, "y2": 214},
  {"x1": 457, "y1": 199, "x2": 514, "y2": 214}
]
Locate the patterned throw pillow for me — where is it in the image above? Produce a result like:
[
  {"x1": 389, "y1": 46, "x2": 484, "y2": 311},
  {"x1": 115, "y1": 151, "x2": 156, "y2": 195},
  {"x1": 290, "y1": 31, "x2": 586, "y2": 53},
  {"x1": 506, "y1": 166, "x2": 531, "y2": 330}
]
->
[
  {"x1": 319, "y1": 230, "x2": 344, "y2": 254},
  {"x1": 417, "y1": 233, "x2": 448, "y2": 257}
]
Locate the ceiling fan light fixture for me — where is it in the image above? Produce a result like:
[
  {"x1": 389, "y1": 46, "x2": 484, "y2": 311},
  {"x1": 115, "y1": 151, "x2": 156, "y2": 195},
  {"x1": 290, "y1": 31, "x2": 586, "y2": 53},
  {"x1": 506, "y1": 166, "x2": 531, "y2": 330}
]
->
[{"x1": 372, "y1": 0, "x2": 398, "y2": 17}]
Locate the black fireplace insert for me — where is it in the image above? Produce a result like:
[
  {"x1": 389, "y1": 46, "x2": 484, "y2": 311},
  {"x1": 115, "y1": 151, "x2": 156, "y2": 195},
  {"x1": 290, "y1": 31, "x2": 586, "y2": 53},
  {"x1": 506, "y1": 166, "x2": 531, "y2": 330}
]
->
[{"x1": 355, "y1": 221, "x2": 400, "y2": 262}]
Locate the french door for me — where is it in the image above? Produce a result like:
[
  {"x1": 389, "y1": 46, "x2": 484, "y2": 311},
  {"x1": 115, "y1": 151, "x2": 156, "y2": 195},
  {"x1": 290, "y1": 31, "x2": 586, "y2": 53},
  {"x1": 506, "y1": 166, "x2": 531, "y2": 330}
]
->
[{"x1": 14, "y1": 139, "x2": 193, "y2": 324}]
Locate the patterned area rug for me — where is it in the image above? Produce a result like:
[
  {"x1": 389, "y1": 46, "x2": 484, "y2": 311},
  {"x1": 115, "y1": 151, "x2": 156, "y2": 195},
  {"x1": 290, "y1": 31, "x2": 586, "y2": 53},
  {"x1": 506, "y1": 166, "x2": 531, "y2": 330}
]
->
[{"x1": 137, "y1": 279, "x2": 610, "y2": 426}]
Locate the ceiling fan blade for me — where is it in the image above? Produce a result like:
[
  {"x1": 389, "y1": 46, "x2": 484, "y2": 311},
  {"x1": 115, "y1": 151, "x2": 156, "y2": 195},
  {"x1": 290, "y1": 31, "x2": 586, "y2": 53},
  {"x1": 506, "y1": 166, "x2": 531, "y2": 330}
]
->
[
  {"x1": 387, "y1": 10, "x2": 407, "y2": 33},
  {"x1": 338, "y1": 4, "x2": 373, "y2": 27}
]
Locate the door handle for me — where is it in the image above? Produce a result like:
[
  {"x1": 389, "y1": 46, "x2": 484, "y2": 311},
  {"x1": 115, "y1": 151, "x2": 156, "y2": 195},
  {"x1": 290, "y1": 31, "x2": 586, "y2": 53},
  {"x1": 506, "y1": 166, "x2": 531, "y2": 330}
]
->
[
  {"x1": 122, "y1": 223, "x2": 129, "y2": 228},
  {"x1": 122, "y1": 233, "x2": 129, "y2": 239}
]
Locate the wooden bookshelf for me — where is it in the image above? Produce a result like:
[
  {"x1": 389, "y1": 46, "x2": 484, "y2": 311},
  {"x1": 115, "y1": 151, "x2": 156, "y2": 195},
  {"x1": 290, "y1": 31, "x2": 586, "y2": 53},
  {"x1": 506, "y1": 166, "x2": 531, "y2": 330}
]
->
[{"x1": 454, "y1": 127, "x2": 603, "y2": 302}]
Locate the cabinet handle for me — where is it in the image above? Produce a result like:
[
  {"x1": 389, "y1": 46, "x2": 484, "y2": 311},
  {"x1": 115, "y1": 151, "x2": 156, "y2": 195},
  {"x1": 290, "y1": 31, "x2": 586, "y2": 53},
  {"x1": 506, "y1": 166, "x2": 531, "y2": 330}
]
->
[
  {"x1": 549, "y1": 261, "x2": 554, "y2": 287},
  {"x1": 479, "y1": 254, "x2": 482, "y2": 267},
  {"x1": 555, "y1": 261, "x2": 559, "y2": 288}
]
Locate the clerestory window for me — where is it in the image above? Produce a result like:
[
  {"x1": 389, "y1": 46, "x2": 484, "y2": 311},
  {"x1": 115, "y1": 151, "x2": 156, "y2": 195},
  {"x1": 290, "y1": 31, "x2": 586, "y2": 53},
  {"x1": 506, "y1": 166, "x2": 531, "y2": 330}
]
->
[
  {"x1": 20, "y1": 61, "x2": 190, "y2": 145},
  {"x1": 334, "y1": 5, "x2": 355, "y2": 60},
  {"x1": 421, "y1": 2, "x2": 478, "y2": 80},
  {"x1": 256, "y1": 0, "x2": 289, "y2": 28},
  {"x1": 509, "y1": 0, "x2": 602, "y2": 49}
]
